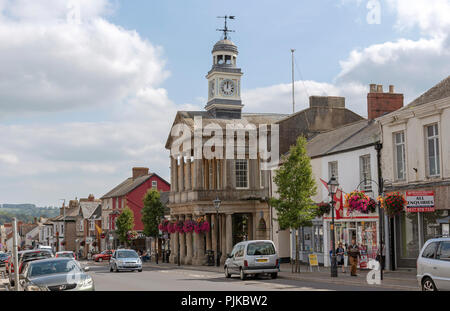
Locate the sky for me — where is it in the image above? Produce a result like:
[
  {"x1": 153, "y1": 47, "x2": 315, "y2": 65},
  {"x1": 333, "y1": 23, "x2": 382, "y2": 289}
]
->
[{"x1": 0, "y1": 0, "x2": 449, "y2": 206}]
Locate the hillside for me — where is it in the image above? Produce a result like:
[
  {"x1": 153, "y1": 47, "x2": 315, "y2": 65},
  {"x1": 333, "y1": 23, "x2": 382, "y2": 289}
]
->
[{"x1": 0, "y1": 204, "x2": 60, "y2": 225}]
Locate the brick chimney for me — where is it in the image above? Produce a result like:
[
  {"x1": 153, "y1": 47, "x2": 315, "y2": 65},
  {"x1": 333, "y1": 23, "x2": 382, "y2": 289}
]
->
[
  {"x1": 132, "y1": 167, "x2": 149, "y2": 180},
  {"x1": 367, "y1": 84, "x2": 403, "y2": 120}
]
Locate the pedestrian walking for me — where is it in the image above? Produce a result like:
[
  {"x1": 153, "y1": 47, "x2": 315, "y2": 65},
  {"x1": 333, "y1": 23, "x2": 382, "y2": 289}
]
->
[
  {"x1": 336, "y1": 242, "x2": 346, "y2": 273},
  {"x1": 347, "y1": 239, "x2": 360, "y2": 276}
]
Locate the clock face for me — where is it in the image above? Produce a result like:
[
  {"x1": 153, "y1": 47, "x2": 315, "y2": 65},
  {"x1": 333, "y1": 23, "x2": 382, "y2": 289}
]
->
[{"x1": 220, "y1": 79, "x2": 235, "y2": 96}]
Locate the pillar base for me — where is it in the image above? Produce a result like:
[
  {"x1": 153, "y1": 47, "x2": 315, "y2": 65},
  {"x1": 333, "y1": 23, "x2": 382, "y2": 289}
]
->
[
  {"x1": 193, "y1": 255, "x2": 207, "y2": 266},
  {"x1": 184, "y1": 256, "x2": 192, "y2": 265}
]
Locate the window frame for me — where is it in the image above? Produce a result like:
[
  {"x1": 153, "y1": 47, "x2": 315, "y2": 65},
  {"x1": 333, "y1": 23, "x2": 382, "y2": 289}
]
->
[
  {"x1": 359, "y1": 154, "x2": 372, "y2": 192},
  {"x1": 425, "y1": 123, "x2": 440, "y2": 178},
  {"x1": 393, "y1": 131, "x2": 406, "y2": 181},
  {"x1": 151, "y1": 180, "x2": 157, "y2": 189},
  {"x1": 235, "y1": 159, "x2": 249, "y2": 189},
  {"x1": 436, "y1": 241, "x2": 450, "y2": 261}
]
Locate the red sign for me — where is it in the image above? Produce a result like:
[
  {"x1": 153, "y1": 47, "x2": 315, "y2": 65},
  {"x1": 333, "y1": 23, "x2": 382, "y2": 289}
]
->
[
  {"x1": 320, "y1": 178, "x2": 343, "y2": 219},
  {"x1": 406, "y1": 191, "x2": 435, "y2": 212}
]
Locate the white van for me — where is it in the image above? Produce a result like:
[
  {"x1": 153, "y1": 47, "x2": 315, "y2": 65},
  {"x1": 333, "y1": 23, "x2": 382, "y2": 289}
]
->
[
  {"x1": 417, "y1": 237, "x2": 450, "y2": 291},
  {"x1": 224, "y1": 240, "x2": 279, "y2": 280}
]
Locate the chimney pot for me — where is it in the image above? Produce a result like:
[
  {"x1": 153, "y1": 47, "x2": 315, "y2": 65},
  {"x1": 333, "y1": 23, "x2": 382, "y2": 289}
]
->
[
  {"x1": 377, "y1": 85, "x2": 383, "y2": 93},
  {"x1": 369, "y1": 84, "x2": 377, "y2": 93},
  {"x1": 389, "y1": 85, "x2": 394, "y2": 93}
]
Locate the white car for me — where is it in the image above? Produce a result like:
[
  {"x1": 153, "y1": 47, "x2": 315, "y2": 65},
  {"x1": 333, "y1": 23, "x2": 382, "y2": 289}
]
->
[
  {"x1": 417, "y1": 237, "x2": 450, "y2": 291},
  {"x1": 224, "y1": 240, "x2": 279, "y2": 280},
  {"x1": 109, "y1": 249, "x2": 142, "y2": 272}
]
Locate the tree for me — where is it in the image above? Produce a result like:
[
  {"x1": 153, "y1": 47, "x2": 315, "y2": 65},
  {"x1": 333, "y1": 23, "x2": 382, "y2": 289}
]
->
[
  {"x1": 141, "y1": 189, "x2": 165, "y2": 257},
  {"x1": 115, "y1": 207, "x2": 135, "y2": 246},
  {"x1": 270, "y1": 136, "x2": 317, "y2": 273}
]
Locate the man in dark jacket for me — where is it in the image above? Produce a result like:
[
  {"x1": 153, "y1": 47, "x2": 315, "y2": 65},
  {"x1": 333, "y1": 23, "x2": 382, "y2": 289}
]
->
[{"x1": 347, "y1": 239, "x2": 360, "y2": 276}]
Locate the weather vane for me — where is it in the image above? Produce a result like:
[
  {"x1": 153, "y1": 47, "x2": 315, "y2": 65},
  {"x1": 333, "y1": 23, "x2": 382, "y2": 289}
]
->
[{"x1": 216, "y1": 15, "x2": 235, "y2": 40}]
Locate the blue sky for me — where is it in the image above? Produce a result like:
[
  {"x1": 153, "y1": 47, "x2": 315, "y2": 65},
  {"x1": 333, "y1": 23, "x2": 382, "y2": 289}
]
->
[{"x1": 0, "y1": 0, "x2": 449, "y2": 206}]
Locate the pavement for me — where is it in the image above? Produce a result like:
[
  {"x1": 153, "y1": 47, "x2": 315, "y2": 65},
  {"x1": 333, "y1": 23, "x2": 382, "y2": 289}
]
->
[{"x1": 83, "y1": 260, "x2": 419, "y2": 291}]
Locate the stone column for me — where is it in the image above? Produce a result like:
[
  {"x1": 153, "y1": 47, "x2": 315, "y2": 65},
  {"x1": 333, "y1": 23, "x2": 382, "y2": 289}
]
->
[
  {"x1": 221, "y1": 214, "x2": 226, "y2": 263},
  {"x1": 179, "y1": 215, "x2": 186, "y2": 263},
  {"x1": 172, "y1": 157, "x2": 178, "y2": 192},
  {"x1": 173, "y1": 216, "x2": 180, "y2": 264},
  {"x1": 186, "y1": 156, "x2": 192, "y2": 190},
  {"x1": 193, "y1": 159, "x2": 203, "y2": 190},
  {"x1": 247, "y1": 213, "x2": 254, "y2": 240},
  {"x1": 206, "y1": 215, "x2": 212, "y2": 251},
  {"x1": 226, "y1": 214, "x2": 233, "y2": 255},
  {"x1": 211, "y1": 214, "x2": 218, "y2": 259},
  {"x1": 193, "y1": 223, "x2": 199, "y2": 262},
  {"x1": 185, "y1": 215, "x2": 193, "y2": 265},
  {"x1": 198, "y1": 232, "x2": 206, "y2": 265},
  {"x1": 179, "y1": 155, "x2": 185, "y2": 192}
]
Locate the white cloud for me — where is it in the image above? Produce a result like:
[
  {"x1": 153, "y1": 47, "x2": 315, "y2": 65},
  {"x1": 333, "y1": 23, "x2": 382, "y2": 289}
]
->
[{"x1": 0, "y1": 153, "x2": 19, "y2": 165}]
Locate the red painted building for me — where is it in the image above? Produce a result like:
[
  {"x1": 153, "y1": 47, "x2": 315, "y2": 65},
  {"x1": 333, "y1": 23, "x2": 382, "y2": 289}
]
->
[{"x1": 101, "y1": 167, "x2": 170, "y2": 250}]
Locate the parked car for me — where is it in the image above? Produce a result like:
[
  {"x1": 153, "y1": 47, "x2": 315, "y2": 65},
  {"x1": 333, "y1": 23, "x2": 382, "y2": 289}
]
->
[
  {"x1": 417, "y1": 237, "x2": 450, "y2": 291},
  {"x1": 224, "y1": 240, "x2": 279, "y2": 280},
  {"x1": 93, "y1": 250, "x2": 114, "y2": 262},
  {"x1": 109, "y1": 249, "x2": 142, "y2": 272},
  {"x1": 10, "y1": 250, "x2": 53, "y2": 286},
  {"x1": 19, "y1": 258, "x2": 94, "y2": 291},
  {"x1": 0, "y1": 253, "x2": 9, "y2": 267},
  {"x1": 55, "y1": 251, "x2": 77, "y2": 260},
  {"x1": 36, "y1": 245, "x2": 53, "y2": 254}
]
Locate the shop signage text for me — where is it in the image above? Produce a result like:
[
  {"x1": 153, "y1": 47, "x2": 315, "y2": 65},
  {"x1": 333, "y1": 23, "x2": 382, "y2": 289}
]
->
[{"x1": 406, "y1": 191, "x2": 435, "y2": 212}]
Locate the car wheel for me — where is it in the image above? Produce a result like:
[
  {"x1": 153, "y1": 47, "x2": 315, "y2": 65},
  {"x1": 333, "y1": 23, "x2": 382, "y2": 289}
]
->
[
  {"x1": 138, "y1": 269, "x2": 142, "y2": 272},
  {"x1": 109, "y1": 265, "x2": 113, "y2": 272},
  {"x1": 240, "y1": 268, "x2": 246, "y2": 280},
  {"x1": 422, "y1": 277, "x2": 437, "y2": 291},
  {"x1": 271, "y1": 272, "x2": 278, "y2": 279},
  {"x1": 224, "y1": 267, "x2": 231, "y2": 278},
  {"x1": 114, "y1": 264, "x2": 119, "y2": 273},
  {"x1": 98, "y1": 258, "x2": 103, "y2": 262}
]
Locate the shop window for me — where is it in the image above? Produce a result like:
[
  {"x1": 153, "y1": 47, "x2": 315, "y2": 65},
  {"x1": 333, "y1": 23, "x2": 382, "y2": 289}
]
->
[
  {"x1": 422, "y1": 242, "x2": 438, "y2": 259},
  {"x1": 423, "y1": 210, "x2": 449, "y2": 242},
  {"x1": 425, "y1": 124, "x2": 440, "y2": 177},
  {"x1": 394, "y1": 131, "x2": 406, "y2": 180},
  {"x1": 399, "y1": 212, "x2": 420, "y2": 260},
  {"x1": 437, "y1": 242, "x2": 450, "y2": 261},
  {"x1": 313, "y1": 225, "x2": 323, "y2": 253}
]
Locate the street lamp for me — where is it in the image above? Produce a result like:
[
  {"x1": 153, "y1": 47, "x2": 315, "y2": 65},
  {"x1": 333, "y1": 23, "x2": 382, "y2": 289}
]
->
[
  {"x1": 327, "y1": 175, "x2": 339, "y2": 278},
  {"x1": 213, "y1": 197, "x2": 221, "y2": 267}
]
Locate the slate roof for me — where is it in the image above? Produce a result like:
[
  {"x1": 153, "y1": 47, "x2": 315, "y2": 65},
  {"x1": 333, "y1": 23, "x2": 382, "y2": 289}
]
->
[
  {"x1": 165, "y1": 111, "x2": 288, "y2": 149},
  {"x1": 80, "y1": 201, "x2": 101, "y2": 219},
  {"x1": 407, "y1": 75, "x2": 450, "y2": 108},
  {"x1": 101, "y1": 173, "x2": 170, "y2": 199},
  {"x1": 307, "y1": 119, "x2": 380, "y2": 158}
]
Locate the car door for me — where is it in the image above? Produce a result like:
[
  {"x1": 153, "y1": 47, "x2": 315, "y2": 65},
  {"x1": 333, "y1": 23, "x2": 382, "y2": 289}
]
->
[
  {"x1": 233, "y1": 245, "x2": 245, "y2": 271},
  {"x1": 228, "y1": 244, "x2": 241, "y2": 272},
  {"x1": 434, "y1": 241, "x2": 450, "y2": 290}
]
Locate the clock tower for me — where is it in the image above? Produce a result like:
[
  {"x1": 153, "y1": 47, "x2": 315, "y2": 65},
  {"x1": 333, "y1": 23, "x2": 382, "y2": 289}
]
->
[{"x1": 205, "y1": 38, "x2": 243, "y2": 119}]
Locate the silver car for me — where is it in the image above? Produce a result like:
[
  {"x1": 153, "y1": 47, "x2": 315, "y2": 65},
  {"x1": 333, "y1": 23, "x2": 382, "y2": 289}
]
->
[
  {"x1": 109, "y1": 249, "x2": 142, "y2": 272},
  {"x1": 417, "y1": 237, "x2": 450, "y2": 291},
  {"x1": 224, "y1": 240, "x2": 279, "y2": 280},
  {"x1": 19, "y1": 258, "x2": 94, "y2": 291}
]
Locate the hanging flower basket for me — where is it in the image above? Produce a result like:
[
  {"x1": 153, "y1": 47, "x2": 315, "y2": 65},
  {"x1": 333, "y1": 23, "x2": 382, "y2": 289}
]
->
[
  {"x1": 379, "y1": 192, "x2": 406, "y2": 217},
  {"x1": 158, "y1": 219, "x2": 169, "y2": 232},
  {"x1": 194, "y1": 217, "x2": 210, "y2": 234},
  {"x1": 367, "y1": 198, "x2": 377, "y2": 213},
  {"x1": 315, "y1": 202, "x2": 331, "y2": 217},
  {"x1": 175, "y1": 220, "x2": 184, "y2": 233},
  {"x1": 127, "y1": 230, "x2": 138, "y2": 240},
  {"x1": 345, "y1": 190, "x2": 370, "y2": 214},
  {"x1": 183, "y1": 220, "x2": 195, "y2": 233},
  {"x1": 167, "y1": 222, "x2": 177, "y2": 234}
]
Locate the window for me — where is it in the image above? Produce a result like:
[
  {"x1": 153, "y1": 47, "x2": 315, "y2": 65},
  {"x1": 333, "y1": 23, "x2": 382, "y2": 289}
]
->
[
  {"x1": 246, "y1": 242, "x2": 276, "y2": 256},
  {"x1": 394, "y1": 132, "x2": 406, "y2": 180},
  {"x1": 328, "y1": 161, "x2": 338, "y2": 182},
  {"x1": 437, "y1": 242, "x2": 450, "y2": 261},
  {"x1": 89, "y1": 220, "x2": 95, "y2": 231},
  {"x1": 359, "y1": 155, "x2": 372, "y2": 192},
  {"x1": 235, "y1": 159, "x2": 248, "y2": 188},
  {"x1": 422, "y1": 242, "x2": 438, "y2": 259},
  {"x1": 152, "y1": 180, "x2": 157, "y2": 189},
  {"x1": 314, "y1": 225, "x2": 324, "y2": 253},
  {"x1": 79, "y1": 220, "x2": 84, "y2": 232},
  {"x1": 426, "y1": 124, "x2": 440, "y2": 177}
]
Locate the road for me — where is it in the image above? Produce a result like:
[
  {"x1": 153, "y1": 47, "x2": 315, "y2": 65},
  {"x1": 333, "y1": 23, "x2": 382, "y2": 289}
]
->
[{"x1": 85, "y1": 263, "x2": 397, "y2": 291}]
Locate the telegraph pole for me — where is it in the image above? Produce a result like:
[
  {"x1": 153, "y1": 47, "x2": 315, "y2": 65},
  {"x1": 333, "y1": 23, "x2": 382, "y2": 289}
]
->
[
  {"x1": 12, "y1": 218, "x2": 20, "y2": 291},
  {"x1": 291, "y1": 49, "x2": 295, "y2": 113}
]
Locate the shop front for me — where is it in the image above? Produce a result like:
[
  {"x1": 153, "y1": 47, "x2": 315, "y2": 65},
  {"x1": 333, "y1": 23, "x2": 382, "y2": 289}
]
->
[
  {"x1": 393, "y1": 187, "x2": 450, "y2": 268},
  {"x1": 323, "y1": 209, "x2": 379, "y2": 268}
]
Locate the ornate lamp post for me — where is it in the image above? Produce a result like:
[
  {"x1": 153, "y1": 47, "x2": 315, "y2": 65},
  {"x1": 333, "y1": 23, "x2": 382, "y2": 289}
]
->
[
  {"x1": 327, "y1": 175, "x2": 339, "y2": 278},
  {"x1": 213, "y1": 197, "x2": 221, "y2": 267}
]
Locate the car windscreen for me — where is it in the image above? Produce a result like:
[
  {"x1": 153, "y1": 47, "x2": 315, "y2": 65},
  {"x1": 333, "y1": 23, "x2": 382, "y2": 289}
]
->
[
  {"x1": 28, "y1": 260, "x2": 81, "y2": 277},
  {"x1": 58, "y1": 253, "x2": 74, "y2": 258},
  {"x1": 246, "y1": 243, "x2": 276, "y2": 256},
  {"x1": 117, "y1": 251, "x2": 139, "y2": 258},
  {"x1": 22, "y1": 252, "x2": 52, "y2": 261}
]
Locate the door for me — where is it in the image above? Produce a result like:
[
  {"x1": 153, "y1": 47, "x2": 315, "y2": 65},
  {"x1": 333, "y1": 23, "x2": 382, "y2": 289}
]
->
[
  {"x1": 228, "y1": 244, "x2": 241, "y2": 273},
  {"x1": 434, "y1": 241, "x2": 450, "y2": 290}
]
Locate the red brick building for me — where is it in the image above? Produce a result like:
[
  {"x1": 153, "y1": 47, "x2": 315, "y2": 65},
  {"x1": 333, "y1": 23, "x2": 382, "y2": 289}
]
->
[{"x1": 101, "y1": 167, "x2": 170, "y2": 250}]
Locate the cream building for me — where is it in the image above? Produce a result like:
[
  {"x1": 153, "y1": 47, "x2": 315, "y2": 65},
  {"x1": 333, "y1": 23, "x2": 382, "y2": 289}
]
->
[{"x1": 378, "y1": 76, "x2": 450, "y2": 268}]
